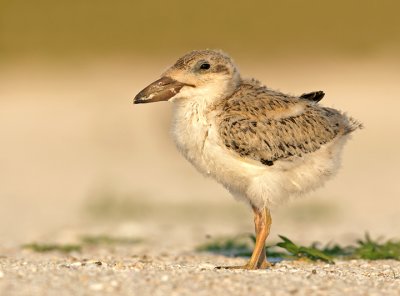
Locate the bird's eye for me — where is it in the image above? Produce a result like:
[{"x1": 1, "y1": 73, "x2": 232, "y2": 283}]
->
[{"x1": 199, "y1": 62, "x2": 211, "y2": 70}]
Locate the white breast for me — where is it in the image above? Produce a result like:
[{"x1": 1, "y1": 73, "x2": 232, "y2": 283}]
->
[
  {"x1": 171, "y1": 99, "x2": 211, "y2": 175},
  {"x1": 171, "y1": 99, "x2": 264, "y2": 201}
]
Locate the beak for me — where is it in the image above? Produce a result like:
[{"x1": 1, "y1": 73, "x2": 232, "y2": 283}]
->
[{"x1": 133, "y1": 76, "x2": 194, "y2": 104}]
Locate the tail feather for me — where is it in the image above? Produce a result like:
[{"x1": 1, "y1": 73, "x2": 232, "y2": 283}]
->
[
  {"x1": 344, "y1": 116, "x2": 363, "y2": 134},
  {"x1": 323, "y1": 107, "x2": 363, "y2": 135}
]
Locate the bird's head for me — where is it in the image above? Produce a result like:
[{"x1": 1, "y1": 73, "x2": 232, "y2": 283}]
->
[{"x1": 134, "y1": 50, "x2": 241, "y2": 105}]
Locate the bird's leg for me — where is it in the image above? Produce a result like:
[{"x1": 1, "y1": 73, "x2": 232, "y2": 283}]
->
[
  {"x1": 246, "y1": 207, "x2": 272, "y2": 269},
  {"x1": 254, "y1": 207, "x2": 272, "y2": 269},
  {"x1": 216, "y1": 207, "x2": 272, "y2": 270}
]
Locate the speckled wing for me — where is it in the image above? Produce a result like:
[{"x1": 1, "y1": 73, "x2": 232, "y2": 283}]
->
[{"x1": 217, "y1": 84, "x2": 359, "y2": 165}]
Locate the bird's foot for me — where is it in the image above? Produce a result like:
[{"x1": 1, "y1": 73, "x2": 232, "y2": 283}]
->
[
  {"x1": 215, "y1": 265, "x2": 250, "y2": 270},
  {"x1": 258, "y1": 260, "x2": 273, "y2": 269},
  {"x1": 215, "y1": 261, "x2": 272, "y2": 270}
]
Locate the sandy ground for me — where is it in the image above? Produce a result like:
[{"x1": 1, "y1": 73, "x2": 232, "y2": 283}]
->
[
  {"x1": 1, "y1": 215, "x2": 400, "y2": 296},
  {"x1": 1, "y1": 250, "x2": 400, "y2": 296},
  {"x1": 0, "y1": 55, "x2": 400, "y2": 295}
]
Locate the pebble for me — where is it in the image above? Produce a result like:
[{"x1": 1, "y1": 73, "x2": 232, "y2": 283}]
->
[
  {"x1": 85, "y1": 260, "x2": 103, "y2": 266},
  {"x1": 70, "y1": 262, "x2": 82, "y2": 268},
  {"x1": 89, "y1": 283, "x2": 104, "y2": 291},
  {"x1": 197, "y1": 263, "x2": 215, "y2": 270}
]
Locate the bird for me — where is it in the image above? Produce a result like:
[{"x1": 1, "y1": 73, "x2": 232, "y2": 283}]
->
[{"x1": 133, "y1": 49, "x2": 362, "y2": 270}]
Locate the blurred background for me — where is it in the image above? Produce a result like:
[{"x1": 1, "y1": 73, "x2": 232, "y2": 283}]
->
[{"x1": 0, "y1": 0, "x2": 399, "y2": 249}]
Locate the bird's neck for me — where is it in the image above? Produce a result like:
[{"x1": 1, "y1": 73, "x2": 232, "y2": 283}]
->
[{"x1": 172, "y1": 98, "x2": 211, "y2": 126}]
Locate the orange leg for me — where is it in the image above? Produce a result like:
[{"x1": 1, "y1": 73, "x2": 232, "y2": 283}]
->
[
  {"x1": 254, "y1": 207, "x2": 272, "y2": 269},
  {"x1": 217, "y1": 207, "x2": 272, "y2": 270}
]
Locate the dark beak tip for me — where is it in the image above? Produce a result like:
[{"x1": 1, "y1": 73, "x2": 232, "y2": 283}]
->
[{"x1": 133, "y1": 94, "x2": 144, "y2": 104}]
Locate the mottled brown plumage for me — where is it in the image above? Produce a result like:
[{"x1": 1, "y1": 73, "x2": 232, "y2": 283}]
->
[{"x1": 216, "y1": 82, "x2": 359, "y2": 165}]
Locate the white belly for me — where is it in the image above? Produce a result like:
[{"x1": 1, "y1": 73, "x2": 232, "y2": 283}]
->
[{"x1": 172, "y1": 101, "x2": 348, "y2": 209}]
